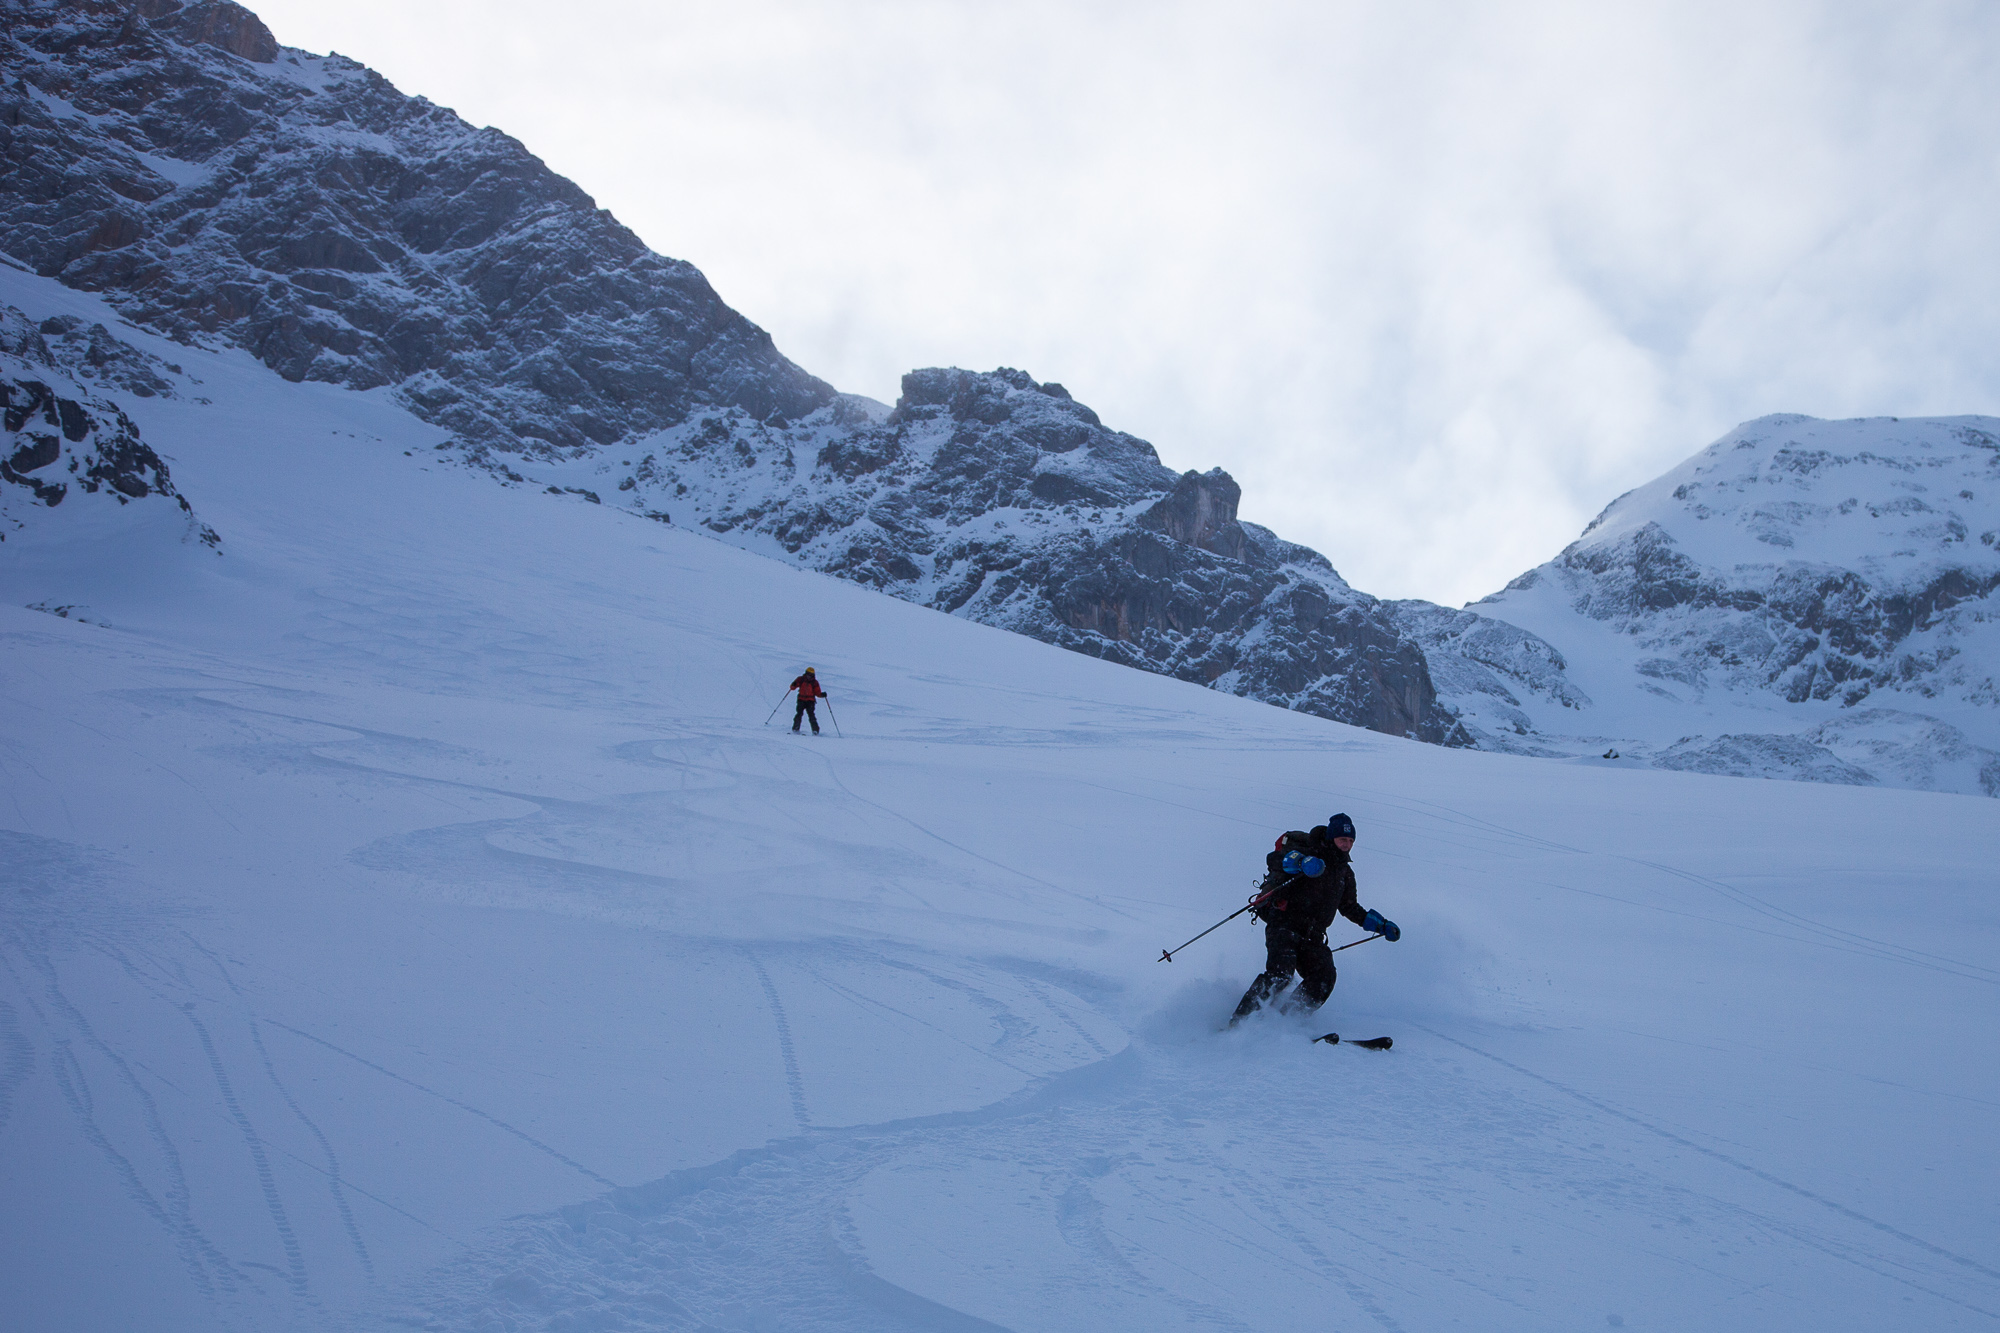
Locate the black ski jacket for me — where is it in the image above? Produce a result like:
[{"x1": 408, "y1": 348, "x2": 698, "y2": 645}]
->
[{"x1": 1253, "y1": 827, "x2": 1373, "y2": 940}]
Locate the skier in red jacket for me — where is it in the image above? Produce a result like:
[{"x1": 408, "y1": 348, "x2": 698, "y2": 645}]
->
[{"x1": 788, "y1": 667, "x2": 828, "y2": 734}]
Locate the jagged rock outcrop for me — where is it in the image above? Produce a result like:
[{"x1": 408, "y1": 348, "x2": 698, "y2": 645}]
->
[
  {"x1": 0, "y1": 310, "x2": 215, "y2": 544},
  {"x1": 0, "y1": 304, "x2": 183, "y2": 398},
  {"x1": 598, "y1": 367, "x2": 1466, "y2": 743},
  {"x1": 0, "y1": 0, "x2": 833, "y2": 455},
  {"x1": 1384, "y1": 600, "x2": 1587, "y2": 749}
]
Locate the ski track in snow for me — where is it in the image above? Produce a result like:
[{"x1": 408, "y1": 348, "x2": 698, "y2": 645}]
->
[
  {"x1": 1420, "y1": 1025, "x2": 2000, "y2": 1318},
  {"x1": 1, "y1": 271, "x2": 1997, "y2": 1330},
  {"x1": 745, "y1": 949, "x2": 812, "y2": 1132},
  {"x1": 185, "y1": 934, "x2": 377, "y2": 1280},
  {"x1": 397, "y1": 1014, "x2": 2000, "y2": 1332},
  {"x1": 2, "y1": 917, "x2": 253, "y2": 1318},
  {"x1": 263, "y1": 1021, "x2": 618, "y2": 1191},
  {"x1": 178, "y1": 986, "x2": 312, "y2": 1300},
  {"x1": 0, "y1": 989, "x2": 33, "y2": 1134}
]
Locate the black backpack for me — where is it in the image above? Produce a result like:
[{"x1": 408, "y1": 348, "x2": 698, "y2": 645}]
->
[
  {"x1": 1264, "y1": 829, "x2": 1314, "y2": 877},
  {"x1": 1248, "y1": 830, "x2": 1315, "y2": 919}
]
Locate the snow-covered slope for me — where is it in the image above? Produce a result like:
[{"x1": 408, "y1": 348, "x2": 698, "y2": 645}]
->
[
  {"x1": 0, "y1": 0, "x2": 1465, "y2": 745},
  {"x1": 2, "y1": 271, "x2": 1996, "y2": 1332},
  {"x1": 1400, "y1": 414, "x2": 2000, "y2": 796},
  {"x1": 16, "y1": 4, "x2": 2000, "y2": 790},
  {"x1": 523, "y1": 366, "x2": 1465, "y2": 743}
]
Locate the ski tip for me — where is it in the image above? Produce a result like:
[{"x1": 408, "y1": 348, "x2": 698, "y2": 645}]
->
[
  {"x1": 1312, "y1": 1032, "x2": 1340, "y2": 1045},
  {"x1": 1351, "y1": 1036, "x2": 1394, "y2": 1051}
]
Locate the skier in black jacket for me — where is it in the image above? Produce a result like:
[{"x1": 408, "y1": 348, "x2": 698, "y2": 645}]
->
[{"x1": 1230, "y1": 812, "x2": 1400, "y2": 1024}]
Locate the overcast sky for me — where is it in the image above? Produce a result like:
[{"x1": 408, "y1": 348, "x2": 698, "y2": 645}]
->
[{"x1": 252, "y1": 0, "x2": 2000, "y2": 605}]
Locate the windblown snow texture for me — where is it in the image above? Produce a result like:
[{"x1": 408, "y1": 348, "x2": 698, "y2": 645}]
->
[
  {"x1": 1, "y1": 261, "x2": 1996, "y2": 1333},
  {"x1": 1400, "y1": 414, "x2": 2000, "y2": 795}
]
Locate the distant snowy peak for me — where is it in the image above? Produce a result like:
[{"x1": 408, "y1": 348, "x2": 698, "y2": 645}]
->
[
  {"x1": 1564, "y1": 412, "x2": 1998, "y2": 587},
  {"x1": 1512, "y1": 414, "x2": 2000, "y2": 709},
  {"x1": 1410, "y1": 414, "x2": 2000, "y2": 796}
]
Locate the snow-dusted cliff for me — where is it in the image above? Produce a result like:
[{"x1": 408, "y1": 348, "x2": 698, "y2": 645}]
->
[
  {"x1": 0, "y1": 0, "x2": 1464, "y2": 744},
  {"x1": 0, "y1": 299, "x2": 216, "y2": 553},
  {"x1": 0, "y1": 0, "x2": 833, "y2": 451},
  {"x1": 1400, "y1": 414, "x2": 2000, "y2": 795},
  {"x1": 517, "y1": 366, "x2": 1464, "y2": 742}
]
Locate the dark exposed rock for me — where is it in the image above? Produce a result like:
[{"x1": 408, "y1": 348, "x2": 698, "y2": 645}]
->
[
  {"x1": 0, "y1": 0, "x2": 833, "y2": 456},
  {"x1": 1135, "y1": 469, "x2": 1253, "y2": 562},
  {"x1": 8, "y1": 430, "x2": 60, "y2": 473},
  {"x1": 636, "y1": 368, "x2": 1469, "y2": 744},
  {"x1": 0, "y1": 306, "x2": 183, "y2": 398},
  {"x1": 135, "y1": 0, "x2": 278, "y2": 64},
  {"x1": 0, "y1": 363, "x2": 215, "y2": 542}
]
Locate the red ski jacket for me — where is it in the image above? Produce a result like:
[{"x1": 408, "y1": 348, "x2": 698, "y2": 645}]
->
[{"x1": 790, "y1": 674, "x2": 826, "y2": 702}]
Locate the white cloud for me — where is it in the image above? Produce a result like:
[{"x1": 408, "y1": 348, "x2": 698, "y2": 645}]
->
[{"x1": 249, "y1": 0, "x2": 2000, "y2": 604}]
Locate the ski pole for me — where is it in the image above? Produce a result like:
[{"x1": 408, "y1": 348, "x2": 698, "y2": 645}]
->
[
  {"x1": 1160, "y1": 914, "x2": 1387, "y2": 965},
  {"x1": 764, "y1": 692, "x2": 790, "y2": 725},
  {"x1": 824, "y1": 698, "x2": 842, "y2": 738},
  {"x1": 1159, "y1": 902, "x2": 1256, "y2": 962}
]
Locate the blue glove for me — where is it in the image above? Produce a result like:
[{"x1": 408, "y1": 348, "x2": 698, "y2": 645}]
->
[
  {"x1": 1361, "y1": 909, "x2": 1401, "y2": 941},
  {"x1": 1281, "y1": 851, "x2": 1326, "y2": 877}
]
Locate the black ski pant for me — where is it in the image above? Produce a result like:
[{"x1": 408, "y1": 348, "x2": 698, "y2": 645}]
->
[
  {"x1": 1232, "y1": 923, "x2": 1336, "y2": 1021},
  {"x1": 792, "y1": 699, "x2": 819, "y2": 733}
]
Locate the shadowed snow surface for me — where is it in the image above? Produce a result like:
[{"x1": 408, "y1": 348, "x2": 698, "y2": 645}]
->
[{"x1": 1, "y1": 272, "x2": 1997, "y2": 1331}]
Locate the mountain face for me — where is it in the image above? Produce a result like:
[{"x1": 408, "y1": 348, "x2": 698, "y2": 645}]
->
[
  {"x1": 11, "y1": 5, "x2": 1995, "y2": 787},
  {"x1": 0, "y1": 0, "x2": 1466, "y2": 745},
  {"x1": 1397, "y1": 414, "x2": 2000, "y2": 796},
  {"x1": 0, "y1": 0, "x2": 834, "y2": 455},
  {"x1": 577, "y1": 367, "x2": 1463, "y2": 742}
]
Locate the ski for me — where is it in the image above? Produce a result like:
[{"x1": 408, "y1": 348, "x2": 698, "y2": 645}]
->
[{"x1": 1313, "y1": 1033, "x2": 1393, "y2": 1050}]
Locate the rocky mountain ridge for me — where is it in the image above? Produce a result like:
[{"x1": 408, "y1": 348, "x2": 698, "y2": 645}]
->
[
  {"x1": 7, "y1": 2, "x2": 1999, "y2": 792},
  {"x1": 561, "y1": 366, "x2": 1463, "y2": 742},
  {"x1": 0, "y1": 0, "x2": 1465, "y2": 744}
]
